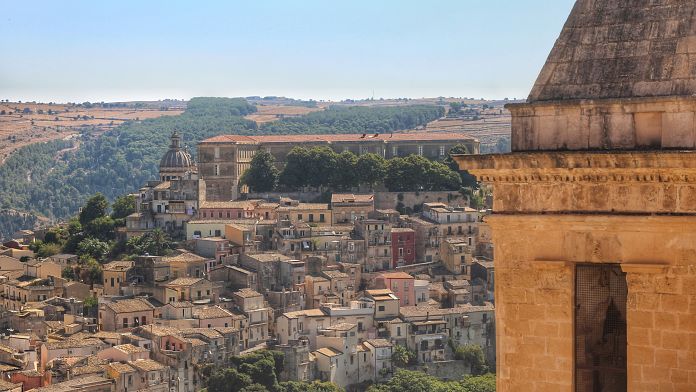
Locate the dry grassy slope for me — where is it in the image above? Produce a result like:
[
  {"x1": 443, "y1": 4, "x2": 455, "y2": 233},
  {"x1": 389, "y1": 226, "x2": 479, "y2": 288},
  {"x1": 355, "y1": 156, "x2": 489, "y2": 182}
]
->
[
  {"x1": 244, "y1": 104, "x2": 324, "y2": 124},
  {"x1": 0, "y1": 102, "x2": 183, "y2": 163}
]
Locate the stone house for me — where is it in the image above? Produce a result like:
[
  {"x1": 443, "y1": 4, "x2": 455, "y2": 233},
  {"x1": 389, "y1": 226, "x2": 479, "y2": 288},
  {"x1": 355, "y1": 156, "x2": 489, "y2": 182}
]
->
[
  {"x1": 276, "y1": 200, "x2": 331, "y2": 225},
  {"x1": 99, "y1": 298, "x2": 156, "y2": 331},
  {"x1": 330, "y1": 194, "x2": 375, "y2": 224},
  {"x1": 97, "y1": 344, "x2": 150, "y2": 362},
  {"x1": 313, "y1": 323, "x2": 359, "y2": 388},
  {"x1": 362, "y1": 339, "x2": 394, "y2": 383},
  {"x1": 101, "y1": 261, "x2": 134, "y2": 296},
  {"x1": 40, "y1": 339, "x2": 105, "y2": 370},
  {"x1": 192, "y1": 306, "x2": 234, "y2": 329},
  {"x1": 162, "y1": 277, "x2": 215, "y2": 304},
  {"x1": 165, "y1": 252, "x2": 211, "y2": 279},
  {"x1": 355, "y1": 218, "x2": 393, "y2": 272},
  {"x1": 232, "y1": 289, "x2": 270, "y2": 349},
  {"x1": 439, "y1": 238, "x2": 473, "y2": 276}
]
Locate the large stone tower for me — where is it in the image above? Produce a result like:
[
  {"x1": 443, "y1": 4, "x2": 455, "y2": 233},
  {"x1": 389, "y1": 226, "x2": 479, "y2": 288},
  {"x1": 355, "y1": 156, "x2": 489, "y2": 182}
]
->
[{"x1": 455, "y1": 1, "x2": 696, "y2": 391}]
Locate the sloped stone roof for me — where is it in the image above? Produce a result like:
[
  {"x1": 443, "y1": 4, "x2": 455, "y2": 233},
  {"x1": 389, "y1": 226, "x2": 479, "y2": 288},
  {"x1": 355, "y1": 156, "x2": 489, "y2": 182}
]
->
[{"x1": 529, "y1": 0, "x2": 696, "y2": 102}]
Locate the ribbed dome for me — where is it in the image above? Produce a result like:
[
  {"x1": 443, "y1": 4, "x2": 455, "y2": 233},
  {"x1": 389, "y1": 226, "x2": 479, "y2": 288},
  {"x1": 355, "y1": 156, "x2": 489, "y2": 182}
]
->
[
  {"x1": 160, "y1": 149, "x2": 194, "y2": 168},
  {"x1": 160, "y1": 132, "x2": 194, "y2": 169}
]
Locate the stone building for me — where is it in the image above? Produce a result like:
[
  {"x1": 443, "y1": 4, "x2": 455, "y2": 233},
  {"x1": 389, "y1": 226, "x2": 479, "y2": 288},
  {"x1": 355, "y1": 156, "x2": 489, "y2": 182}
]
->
[
  {"x1": 454, "y1": 1, "x2": 696, "y2": 391},
  {"x1": 127, "y1": 132, "x2": 199, "y2": 238},
  {"x1": 197, "y1": 132, "x2": 480, "y2": 201}
]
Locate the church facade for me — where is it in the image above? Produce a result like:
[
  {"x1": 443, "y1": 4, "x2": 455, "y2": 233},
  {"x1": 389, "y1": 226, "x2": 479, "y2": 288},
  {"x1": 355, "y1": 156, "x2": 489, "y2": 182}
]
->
[{"x1": 455, "y1": 1, "x2": 696, "y2": 391}]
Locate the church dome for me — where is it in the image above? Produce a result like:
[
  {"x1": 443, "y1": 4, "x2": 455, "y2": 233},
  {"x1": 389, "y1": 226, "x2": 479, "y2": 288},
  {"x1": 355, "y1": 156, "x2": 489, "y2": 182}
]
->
[{"x1": 160, "y1": 132, "x2": 194, "y2": 169}]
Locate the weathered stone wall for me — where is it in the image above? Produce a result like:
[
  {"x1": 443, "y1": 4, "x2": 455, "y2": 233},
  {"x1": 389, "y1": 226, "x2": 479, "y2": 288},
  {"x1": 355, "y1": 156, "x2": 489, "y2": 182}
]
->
[
  {"x1": 508, "y1": 97, "x2": 696, "y2": 151},
  {"x1": 488, "y1": 213, "x2": 696, "y2": 392}
]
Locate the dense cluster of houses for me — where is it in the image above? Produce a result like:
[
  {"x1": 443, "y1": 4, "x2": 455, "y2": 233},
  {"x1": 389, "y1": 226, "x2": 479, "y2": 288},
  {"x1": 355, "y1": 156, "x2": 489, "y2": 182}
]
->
[{"x1": 0, "y1": 133, "x2": 494, "y2": 391}]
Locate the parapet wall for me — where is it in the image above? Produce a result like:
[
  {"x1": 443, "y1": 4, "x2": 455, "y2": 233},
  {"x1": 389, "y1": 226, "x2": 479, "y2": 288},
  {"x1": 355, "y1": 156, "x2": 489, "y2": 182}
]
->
[{"x1": 508, "y1": 96, "x2": 696, "y2": 151}]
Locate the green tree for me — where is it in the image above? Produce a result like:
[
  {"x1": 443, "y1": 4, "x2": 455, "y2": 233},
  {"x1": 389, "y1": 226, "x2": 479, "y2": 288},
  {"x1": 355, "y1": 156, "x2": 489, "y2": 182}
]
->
[
  {"x1": 306, "y1": 147, "x2": 339, "y2": 188},
  {"x1": 79, "y1": 193, "x2": 109, "y2": 225},
  {"x1": 62, "y1": 267, "x2": 76, "y2": 280},
  {"x1": 79, "y1": 256, "x2": 103, "y2": 284},
  {"x1": 83, "y1": 295, "x2": 98, "y2": 315},
  {"x1": 37, "y1": 242, "x2": 61, "y2": 258},
  {"x1": 126, "y1": 229, "x2": 172, "y2": 256},
  {"x1": 239, "y1": 384, "x2": 268, "y2": 392},
  {"x1": 280, "y1": 381, "x2": 344, "y2": 392},
  {"x1": 207, "y1": 368, "x2": 252, "y2": 392},
  {"x1": 444, "y1": 144, "x2": 478, "y2": 189},
  {"x1": 240, "y1": 150, "x2": 280, "y2": 192},
  {"x1": 367, "y1": 369, "x2": 440, "y2": 392},
  {"x1": 459, "y1": 374, "x2": 496, "y2": 392},
  {"x1": 111, "y1": 195, "x2": 136, "y2": 221},
  {"x1": 331, "y1": 151, "x2": 359, "y2": 190},
  {"x1": 391, "y1": 344, "x2": 416, "y2": 368},
  {"x1": 77, "y1": 237, "x2": 109, "y2": 261},
  {"x1": 279, "y1": 147, "x2": 310, "y2": 188},
  {"x1": 454, "y1": 345, "x2": 489, "y2": 375},
  {"x1": 356, "y1": 153, "x2": 387, "y2": 190},
  {"x1": 83, "y1": 216, "x2": 116, "y2": 241}
]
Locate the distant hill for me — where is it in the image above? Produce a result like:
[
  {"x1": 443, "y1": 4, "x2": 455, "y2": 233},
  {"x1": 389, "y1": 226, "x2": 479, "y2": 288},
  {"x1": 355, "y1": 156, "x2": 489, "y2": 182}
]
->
[{"x1": 0, "y1": 97, "x2": 447, "y2": 239}]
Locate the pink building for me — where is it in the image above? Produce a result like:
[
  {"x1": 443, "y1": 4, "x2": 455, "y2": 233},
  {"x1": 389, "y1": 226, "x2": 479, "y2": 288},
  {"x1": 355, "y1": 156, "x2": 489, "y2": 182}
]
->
[{"x1": 375, "y1": 272, "x2": 415, "y2": 307}]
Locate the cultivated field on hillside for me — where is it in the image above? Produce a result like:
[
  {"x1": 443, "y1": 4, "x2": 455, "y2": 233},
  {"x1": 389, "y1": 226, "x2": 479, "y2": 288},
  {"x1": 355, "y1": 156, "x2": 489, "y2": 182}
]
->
[
  {"x1": 0, "y1": 102, "x2": 183, "y2": 163},
  {"x1": 245, "y1": 104, "x2": 324, "y2": 124}
]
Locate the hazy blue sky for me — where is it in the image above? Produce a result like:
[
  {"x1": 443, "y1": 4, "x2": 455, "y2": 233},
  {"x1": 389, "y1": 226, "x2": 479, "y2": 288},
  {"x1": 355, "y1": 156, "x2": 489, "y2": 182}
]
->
[{"x1": 0, "y1": 0, "x2": 576, "y2": 103}]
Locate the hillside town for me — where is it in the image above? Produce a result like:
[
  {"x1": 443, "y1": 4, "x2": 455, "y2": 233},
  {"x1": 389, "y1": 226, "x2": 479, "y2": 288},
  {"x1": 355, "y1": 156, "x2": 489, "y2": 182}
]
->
[{"x1": 0, "y1": 132, "x2": 494, "y2": 391}]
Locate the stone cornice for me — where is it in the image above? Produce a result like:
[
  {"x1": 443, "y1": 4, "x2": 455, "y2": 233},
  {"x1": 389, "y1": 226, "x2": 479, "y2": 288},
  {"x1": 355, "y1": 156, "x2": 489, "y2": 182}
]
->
[
  {"x1": 484, "y1": 213, "x2": 696, "y2": 230},
  {"x1": 454, "y1": 151, "x2": 696, "y2": 184}
]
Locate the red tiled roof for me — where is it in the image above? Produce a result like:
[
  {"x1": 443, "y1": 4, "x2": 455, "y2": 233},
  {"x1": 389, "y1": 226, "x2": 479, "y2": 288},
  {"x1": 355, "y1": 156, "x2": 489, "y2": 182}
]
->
[{"x1": 200, "y1": 132, "x2": 477, "y2": 144}]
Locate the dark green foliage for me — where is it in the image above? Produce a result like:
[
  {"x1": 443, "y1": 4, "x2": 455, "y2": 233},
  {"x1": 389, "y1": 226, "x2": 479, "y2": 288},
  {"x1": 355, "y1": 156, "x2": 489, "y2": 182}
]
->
[
  {"x1": 240, "y1": 150, "x2": 280, "y2": 192},
  {"x1": 391, "y1": 344, "x2": 417, "y2": 368},
  {"x1": 79, "y1": 193, "x2": 109, "y2": 225},
  {"x1": 443, "y1": 144, "x2": 478, "y2": 189},
  {"x1": 36, "y1": 242, "x2": 61, "y2": 258},
  {"x1": 83, "y1": 216, "x2": 116, "y2": 241},
  {"x1": 206, "y1": 350, "x2": 344, "y2": 392},
  {"x1": 111, "y1": 195, "x2": 136, "y2": 221},
  {"x1": 356, "y1": 153, "x2": 387, "y2": 190},
  {"x1": 276, "y1": 147, "x2": 459, "y2": 193},
  {"x1": 61, "y1": 266, "x2": 76, "y2": 280},
  {"x1": 261, "y1": 105, "x2": 444, "y2": 135},
  {"x1": 126, "y1": 229, "x2": 173, "y2": 256},
  {"x1": 367, "y1": 369, "x2": 495, "y2": 392},
  {"x1": 77, "y1": 237, "x2": 110, "y2": 262},
  {"x1": 384, "y1": 155, "x2": 462, "y2": 192},
  {"x1": 207, "y1": 368, "x2": 253, "y2": 392},
  {"x1": 279, "y1": 147, "x2": 311, "y2": 188},
  {"x1": 331, "y1": 151, "x2": 359, "y2": 190},
  {"x1": 453, "y1": 345, "x2": 489, "y2": 375},
  {"x1": 279, "y1": 381, "x2": 343, "y2": 392}
]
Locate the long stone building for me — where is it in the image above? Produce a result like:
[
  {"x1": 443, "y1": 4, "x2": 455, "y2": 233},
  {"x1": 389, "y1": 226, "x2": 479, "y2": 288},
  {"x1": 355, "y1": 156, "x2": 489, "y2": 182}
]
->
[
  {"x1": 198, "y1": 132, "x2": 480, "y2": 201},
  {"x1": 455, "y1": 1, "x2": 696, "y2": 391}
]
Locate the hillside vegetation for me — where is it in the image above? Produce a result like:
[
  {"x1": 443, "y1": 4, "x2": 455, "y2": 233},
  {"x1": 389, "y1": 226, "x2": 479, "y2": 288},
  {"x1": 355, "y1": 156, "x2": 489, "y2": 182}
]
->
[
  {"x1": 0, "y1": 98, "x2": 445, "y2": 238},
  {"x1": 260, "y1": 105, "x2": 444, "y2": 134}
]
